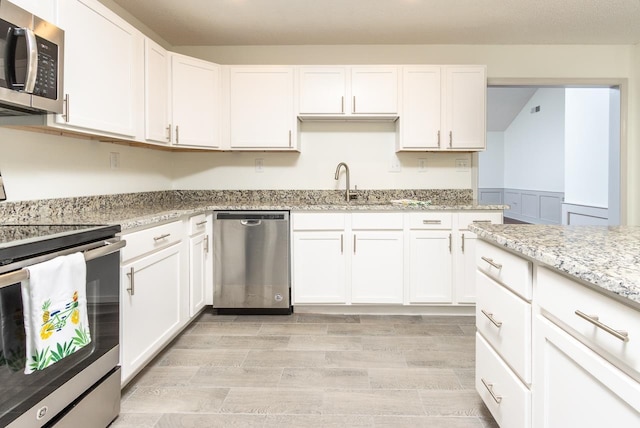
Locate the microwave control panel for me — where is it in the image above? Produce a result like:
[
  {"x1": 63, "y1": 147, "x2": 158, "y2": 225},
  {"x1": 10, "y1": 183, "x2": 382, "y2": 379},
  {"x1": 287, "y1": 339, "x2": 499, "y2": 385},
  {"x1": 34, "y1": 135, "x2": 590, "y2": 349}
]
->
[{"x1": 33, "y1": 36, "x2": 58, "y2": 100}]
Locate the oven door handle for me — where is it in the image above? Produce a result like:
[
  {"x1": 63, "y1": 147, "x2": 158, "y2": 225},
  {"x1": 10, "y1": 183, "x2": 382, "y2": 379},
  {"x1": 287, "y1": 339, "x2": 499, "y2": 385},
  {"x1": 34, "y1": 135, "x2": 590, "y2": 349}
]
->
[{"x1": 0, "y1": 238, "x2": 127, "y2": 289}]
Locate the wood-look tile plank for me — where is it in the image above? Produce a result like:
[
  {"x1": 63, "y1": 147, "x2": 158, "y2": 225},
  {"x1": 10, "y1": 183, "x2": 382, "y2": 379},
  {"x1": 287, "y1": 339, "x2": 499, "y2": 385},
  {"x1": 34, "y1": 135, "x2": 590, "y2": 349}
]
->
[
  {"x1": 405, "y1": 350, "x2": 475, "y2": 368},
  {"x1": 325, "y1": 350, "x2": 407, "y2": 368},
  {"x1": 296, "y1": 313, "x2": 361, "y2": 324},
  {"x1": 189, "y1": 367, "x2": 284, "y2": 387},
  {"x1": 374, "y1": 415, "x2": 484, "y2": 427},
  {"x1": 359, "y1": 314, "x2": 423, "y2": 324},
  {"x1": 264, "y1": 414, "x2": 374, "y2": 427},
  {"x1": 327, "y1": 323, "x2": 397, "y2": 336},
  {"x1": 220, "y1": 388, "x2": 323, "y2": 415},
  {"x1": 185, "y1": 322, "x2": 263, "y2": 335},
  {"x1": 419, "y1": 390, "x2": 488, "y2": 417},
  {"x1": 155, "y1": 413, "x2": 265, "y2": 428},
  {"x1": 322, "y1": 389, "x2": 424, "y2": 416},
  {"x1": 393, "y1": 323, "x2": 465, "y2": 336},
  {"x1": 368, "y1": 368, "x2": 462, "y2": 390},
  {"x1": 242, "y1": 350, "x2": 328, "y2": 368},
  {"x1": 209, "y1": 335, "x2": 290, "y2": 349},
  {"x1": 287, "y1": 335, "x2": 363, "y2": 351},
  {"x1": 108, "y1": 413, "x2": 162, "y2": 428},
  {"x1": 127, "y1": 367, "x2": 199, "y2": 387},
  {"x1": 120, "y1": 387, "x2": 229, "y2": 413},
  {"x1": 279, "y1": 367, "x2": 370, "y2": 389},
  {"x1": 259, "y1": 323, "x2": 328, "y2": 335}
]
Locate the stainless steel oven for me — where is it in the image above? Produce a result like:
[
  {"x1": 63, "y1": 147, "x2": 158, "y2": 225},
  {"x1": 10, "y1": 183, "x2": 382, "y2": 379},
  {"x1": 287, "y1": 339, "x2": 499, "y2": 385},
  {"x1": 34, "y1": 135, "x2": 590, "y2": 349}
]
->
[{"x1": 0, "y1": 225, "x2": 124, "y2": 427}]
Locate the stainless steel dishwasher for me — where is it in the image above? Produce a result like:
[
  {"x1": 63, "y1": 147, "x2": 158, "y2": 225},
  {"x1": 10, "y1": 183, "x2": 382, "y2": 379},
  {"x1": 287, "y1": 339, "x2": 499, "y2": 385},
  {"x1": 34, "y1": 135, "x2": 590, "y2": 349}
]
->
[{"x1": 213, "y1": 211, "x2": 291, "y2": 314}]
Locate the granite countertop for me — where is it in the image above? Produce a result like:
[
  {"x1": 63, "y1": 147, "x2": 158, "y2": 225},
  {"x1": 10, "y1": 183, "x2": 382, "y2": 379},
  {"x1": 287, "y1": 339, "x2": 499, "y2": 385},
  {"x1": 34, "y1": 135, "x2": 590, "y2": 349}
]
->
[
  {"x1": 0, "y1": 190, "x2": 507, "y2": 231},
  {"x1": 469, "y1": 224, "x2": 640, "y2": 307}
]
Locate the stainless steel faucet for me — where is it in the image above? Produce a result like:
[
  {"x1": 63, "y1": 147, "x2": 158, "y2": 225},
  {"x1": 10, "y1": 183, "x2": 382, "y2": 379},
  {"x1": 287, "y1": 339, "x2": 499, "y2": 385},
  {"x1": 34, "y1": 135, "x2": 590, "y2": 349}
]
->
[{"x1": 334, "y1": 162, "x2": 357, "y2": 202}]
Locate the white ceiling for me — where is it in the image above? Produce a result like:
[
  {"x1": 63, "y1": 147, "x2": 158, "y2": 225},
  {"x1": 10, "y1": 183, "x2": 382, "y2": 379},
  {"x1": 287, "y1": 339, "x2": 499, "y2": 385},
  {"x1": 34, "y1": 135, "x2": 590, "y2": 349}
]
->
[
  {"x1": 487, "y1": 87, "x2": 537, "y2": 132},
  {"x1": 111, "y1": 0, "x2": 640, "y2": 46}
]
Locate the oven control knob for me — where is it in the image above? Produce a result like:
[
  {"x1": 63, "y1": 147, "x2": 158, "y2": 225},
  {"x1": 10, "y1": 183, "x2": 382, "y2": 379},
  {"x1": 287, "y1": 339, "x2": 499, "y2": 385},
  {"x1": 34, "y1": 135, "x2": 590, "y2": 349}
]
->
[
  {"x1": 37, "y1": 406, "x2": 48, "y2": 420},
  {"x1": 274, "y1": 293, "x2": 283, "y2": 302}
]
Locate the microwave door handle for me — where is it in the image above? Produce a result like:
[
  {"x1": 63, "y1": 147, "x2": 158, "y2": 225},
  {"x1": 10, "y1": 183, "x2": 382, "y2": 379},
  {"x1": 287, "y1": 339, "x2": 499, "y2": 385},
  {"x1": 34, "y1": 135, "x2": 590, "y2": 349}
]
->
[{"x1": 21, "y1": 28, "x2": 38, "y2": 93}]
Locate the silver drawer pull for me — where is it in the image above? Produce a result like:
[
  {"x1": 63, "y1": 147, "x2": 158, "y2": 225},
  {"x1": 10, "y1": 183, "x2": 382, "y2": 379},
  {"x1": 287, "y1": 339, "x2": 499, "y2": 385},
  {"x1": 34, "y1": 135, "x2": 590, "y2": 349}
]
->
[
  {"x1": 196, "y1": 220, "x2": 207, "y2": 226},
  {"x1": 481, "y1": 309, "x2": 503, "y2": 328},
  {"x1": 126, "y1": 267, "x2": 135, "y2": 296},
  {"x1": 575, "y1": 310, "x2": 629, "y2": 342},
  {"x1": 423, "y1": 219, "x2": 441, "y2": 224},
  {"x1": 481, "y1": 256, "x2": 502, "y2": 270},
  {"x1": 481, "y1": 378, "x2": 502, "y2": 404},
  {"x1": 473, "y1": 220, "x2": 492, "y2": 224},
  {"x1": 153, "y1": 233, "x2": 171, "y2": 241}
]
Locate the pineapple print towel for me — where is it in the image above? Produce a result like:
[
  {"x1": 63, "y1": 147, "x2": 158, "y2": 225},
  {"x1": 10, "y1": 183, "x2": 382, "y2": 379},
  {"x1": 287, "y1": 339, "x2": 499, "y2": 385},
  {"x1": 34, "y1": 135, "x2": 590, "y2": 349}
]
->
[{"x1": 20, "y1": 253, "x2": 91, "y2": 374}]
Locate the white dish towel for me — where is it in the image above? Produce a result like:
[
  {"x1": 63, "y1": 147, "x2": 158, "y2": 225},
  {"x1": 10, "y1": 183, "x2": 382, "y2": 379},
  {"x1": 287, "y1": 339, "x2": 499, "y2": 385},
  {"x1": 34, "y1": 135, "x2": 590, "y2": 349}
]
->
[{"x1": 21, "y1": 253, "x2": 91, "y2": 374}]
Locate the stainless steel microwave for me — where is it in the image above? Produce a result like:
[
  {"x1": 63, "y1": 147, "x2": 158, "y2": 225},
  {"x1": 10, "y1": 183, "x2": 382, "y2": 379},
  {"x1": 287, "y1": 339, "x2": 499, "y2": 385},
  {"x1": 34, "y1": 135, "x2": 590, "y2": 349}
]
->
[{"x1": 0, "y1": 0, "x2": 64, "y2": 116}]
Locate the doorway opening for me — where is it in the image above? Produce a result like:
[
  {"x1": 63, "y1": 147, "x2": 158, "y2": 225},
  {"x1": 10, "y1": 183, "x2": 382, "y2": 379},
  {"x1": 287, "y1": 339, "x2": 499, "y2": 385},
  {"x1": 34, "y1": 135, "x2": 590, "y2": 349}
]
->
[{"x1": 478, "y1": 82, "x2": 624, "y2": 226}]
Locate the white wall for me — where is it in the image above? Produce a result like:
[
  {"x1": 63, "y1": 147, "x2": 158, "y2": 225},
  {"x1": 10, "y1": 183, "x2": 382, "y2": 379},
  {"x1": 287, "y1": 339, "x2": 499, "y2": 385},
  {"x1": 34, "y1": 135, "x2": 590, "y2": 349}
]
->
[
  {"x1": 0, "y1": 128, "x2": 173, "y2": 201},
  {"x1": 172, "y1": 122, "x2": 472, "y2": 190},
  {"x1": 503, "y1": 88, "x2": 566, "y2": 192},
  {"x1": 564, "y1": 88, "x2": 610, "y2": 208},
  {"x1": 478, "y1": 132, "x2": 504, "y2": 188}
]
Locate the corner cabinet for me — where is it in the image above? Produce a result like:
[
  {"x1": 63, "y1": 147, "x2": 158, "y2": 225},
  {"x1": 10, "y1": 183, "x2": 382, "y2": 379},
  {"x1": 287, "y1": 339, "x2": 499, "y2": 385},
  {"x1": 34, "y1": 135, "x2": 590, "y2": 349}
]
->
[
  {"x1": 55, "y1": 0, "x2": 144, "y2": 138},
  {"x1": 144, "y1": 38, "x2": 171, "y2": 145},
  {"x1": 226, "y1": 66, "x2": 297, "y2": 150},
  {"x1": 397, "y1": 65, "x2": 486, "y2": 151},
  {"x1": 171, "y1": 54, "x2": 221, "y2": 148}
]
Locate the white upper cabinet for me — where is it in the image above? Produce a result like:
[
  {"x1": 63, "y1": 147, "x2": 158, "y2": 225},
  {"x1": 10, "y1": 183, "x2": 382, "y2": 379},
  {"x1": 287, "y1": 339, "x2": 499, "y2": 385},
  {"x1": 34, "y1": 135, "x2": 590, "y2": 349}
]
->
[
  {"x1": 10, "y1": 0, "x2": 56, "y2": 22},
  {"x1": 144, "y1": 39, "x2": 170, "y2": 145},
  {"x1": 171, "y1": 54, "x2": 221, "y2": 148},
  {"x1": 398, "y1": 65, "x2": 486, "y2": 151},
  {"x1": 298, "y1": 67, "x2": 347, "y2": 114},
  {"x1": 350, "y1": 67, "x2": 398, "y2": 114},
  {"x1": 227, "y1": 66, "x2": 297, "y2": 150},
  {"x1": 55, "y1": 0, "x2": 143, "y2": 138},
  {"x1": 400, "y1": 66, "x2": 442, "y2": 149},
  {"x1": 297, "y1": 66, "x2": 398, "y2": 118},
  {"x1": 444, "y1": 66, "x2": 487, "y2": 150}
]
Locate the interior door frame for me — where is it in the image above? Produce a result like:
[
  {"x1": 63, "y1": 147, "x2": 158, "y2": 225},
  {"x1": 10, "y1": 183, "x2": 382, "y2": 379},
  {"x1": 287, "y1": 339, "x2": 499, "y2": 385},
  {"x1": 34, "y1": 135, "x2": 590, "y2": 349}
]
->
[{"x1": 475, "y1": 77, "x2": 628, "y2": 226}]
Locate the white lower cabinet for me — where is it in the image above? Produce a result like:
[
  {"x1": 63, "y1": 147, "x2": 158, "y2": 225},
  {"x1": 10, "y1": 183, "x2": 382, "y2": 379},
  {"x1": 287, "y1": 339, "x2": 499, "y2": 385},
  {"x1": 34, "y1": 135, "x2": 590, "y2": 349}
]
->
[
  {"x1": 188, "y1": 214, "x2": 211, "y2": 316},
  {"x1": 119, "y1": 220, "x2": 190, "y2": 386}
]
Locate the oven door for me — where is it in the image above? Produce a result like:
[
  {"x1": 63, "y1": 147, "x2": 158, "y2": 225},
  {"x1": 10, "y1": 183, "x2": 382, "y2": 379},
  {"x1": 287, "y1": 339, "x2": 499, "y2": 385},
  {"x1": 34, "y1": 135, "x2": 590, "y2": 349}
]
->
[{"x1": 0, "y1": 250, "x2": 121, "y2": 427}]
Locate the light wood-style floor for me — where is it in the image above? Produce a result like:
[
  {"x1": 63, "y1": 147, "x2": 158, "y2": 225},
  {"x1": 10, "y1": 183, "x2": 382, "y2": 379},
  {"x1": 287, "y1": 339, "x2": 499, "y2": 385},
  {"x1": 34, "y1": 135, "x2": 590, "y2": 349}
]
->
[{"x1": 112, "y1": 311, "x2": 498, "y2": 428}]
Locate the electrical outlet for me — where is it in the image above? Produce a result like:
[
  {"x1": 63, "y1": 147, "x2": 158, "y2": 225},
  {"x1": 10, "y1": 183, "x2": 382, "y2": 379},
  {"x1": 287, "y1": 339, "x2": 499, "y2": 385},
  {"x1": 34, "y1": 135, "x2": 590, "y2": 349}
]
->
[
  {"x1": 389, "y1": 157, "x2": 401, "y2": 173},
  {"x1": 255, "y1": 158, "x2": 264, "y2": 173},
  {"x1": 418, "y1": 158, "x2": 427, "y2": 172},
  {"x1": 109, "y1": 152, "x2": 120, "y2": 170},
  {"x1": 455, "y1": 158, "x2": 469, "y2": 172}
]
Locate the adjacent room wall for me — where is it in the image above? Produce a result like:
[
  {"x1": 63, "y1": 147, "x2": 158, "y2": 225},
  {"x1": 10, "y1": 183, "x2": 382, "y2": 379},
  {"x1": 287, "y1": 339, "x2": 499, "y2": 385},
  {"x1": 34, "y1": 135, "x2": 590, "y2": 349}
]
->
[{"x1": 479, "y1": 132, "x2": 505, "y2": 188}]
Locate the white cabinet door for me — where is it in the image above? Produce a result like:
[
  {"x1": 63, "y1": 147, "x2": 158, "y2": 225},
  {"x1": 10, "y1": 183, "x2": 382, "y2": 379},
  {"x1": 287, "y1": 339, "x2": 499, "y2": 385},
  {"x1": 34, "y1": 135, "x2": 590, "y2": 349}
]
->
[
  {"x1": 533, "y1": 315, "x2": 640, "y2": 428},
  {"x1": 293, "y1": 231, "x2": 347, "y2": 304},
  {"x1": 144, "y1": 38, "x2": 170, "y2": 144},
  {"x1": 189, "y1": 233, "x2": 207, "y2": 316},
  {"x1": 120, "y1": 243, "x2": 184, "y2": 385},
  {"x1": 400, "y1": 66, "x2": 442, "y2": 150},
  {"x1": 408, "y1": 230, "x2": 452, "y2": 303},
  {"x1": 443, "y1": 66, "x2": 486, "y2": 150},
  {"x1": 351, "y1": 231, "x2": 404, "y2": 303},
  {"x1": 10, "y1": 0, "x2": 56, "y2": 22},
  {"x1": 171, "y1": 54, "x2": 220, "y2": 148},
  {"x1": 351, "y1": 67, "x2": 398, "y2": 114},
  {"x1": 229, "y1": 67, "x2": 296, "y2": 149},
  {"x1": 56, "y1": 0, "x2": 143, "y2": 137},
  {"x1": 298, "y1": 67, "x2": 346, "y2": 114}
]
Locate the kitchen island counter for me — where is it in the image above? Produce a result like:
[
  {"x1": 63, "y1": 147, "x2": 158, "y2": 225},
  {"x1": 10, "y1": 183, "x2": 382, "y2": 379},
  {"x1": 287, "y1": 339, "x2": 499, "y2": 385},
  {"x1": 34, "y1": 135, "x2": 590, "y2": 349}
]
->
[{"x1": 469, "y1": 224, "x2": 640, "y2": 307}]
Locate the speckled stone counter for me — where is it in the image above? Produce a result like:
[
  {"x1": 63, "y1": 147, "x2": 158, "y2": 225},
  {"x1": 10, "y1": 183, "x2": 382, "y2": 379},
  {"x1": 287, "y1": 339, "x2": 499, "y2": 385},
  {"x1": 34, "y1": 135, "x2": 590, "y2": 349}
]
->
[
  {"x1": 469, "y1": 224, "x2": 640, "y2": 307},
  {"x1": 0, "y1": 189, "x2": 507, "y2": 230}
]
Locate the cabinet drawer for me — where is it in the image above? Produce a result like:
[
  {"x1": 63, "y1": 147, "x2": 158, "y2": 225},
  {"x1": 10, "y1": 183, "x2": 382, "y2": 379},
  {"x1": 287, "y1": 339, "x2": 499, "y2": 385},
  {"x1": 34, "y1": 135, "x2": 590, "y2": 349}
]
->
[
  {"x1": 476, "y1": 272, "x2": 532, "y2": 384},
  {"x1": 352, "y1": 213, "x2": 403, "y2": 230},
  {"x1": 121, "y1": 221, "x2": 184, "y2": 263},
  {"x1": 476, "y1": 333, "x2": 531, "y2": 428},
  {"x1": 408, "y1": 212, "x2": 452, "y2": 229},
  {"x1": 189, "y1": 214, "x2": 207, "y2": 235},
  {"x1": 476, "y1": 240, "x2": 532, "y2": 301},
  {"x1": 537, "y1": 267, "x2": 640, "y2": 376},
  {"x1": 292, "y1": 213, "x2": 345, "y2": 230},
  {"x1": 458, "y1": 211, "x2": 503, "y2": 230}
]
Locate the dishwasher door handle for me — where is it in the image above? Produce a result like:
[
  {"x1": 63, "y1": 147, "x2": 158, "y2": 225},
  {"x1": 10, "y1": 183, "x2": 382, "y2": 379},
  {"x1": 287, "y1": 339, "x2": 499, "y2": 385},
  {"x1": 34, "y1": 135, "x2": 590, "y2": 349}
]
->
[{"x1": 240, "y1": 219, "x2": 262, "y2": 226}]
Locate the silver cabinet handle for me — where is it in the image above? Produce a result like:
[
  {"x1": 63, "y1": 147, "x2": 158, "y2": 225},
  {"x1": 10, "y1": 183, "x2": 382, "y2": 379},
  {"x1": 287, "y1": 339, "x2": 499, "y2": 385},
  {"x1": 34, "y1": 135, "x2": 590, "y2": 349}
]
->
[
  {"x1": 481, "y1": 256, "x2": 502, "y2": 270},
  {"x1": 461, "y1": 233, "x2": 465, "y2": 253},
  {"x1": 196, "y1": 220, "x2": 207, "y2": 226},
  {"x1": 289, "y1": 130, "x2": 292, "y2": 148},
  {"x1": 575, "y1": 310, "x2": 629, "y2": 342},
  {"x1": 437, "y1": 130, "x2": 441, "y2": 148},
  {"x1": 481, "y1": 378, "x2": 502, "y2": 404},
  {"x1": 126, "y1": 267, "x2": 135, "y2": 296},
  {"x1": 481, "y1": 309, "x2": 503, "y2": 328},
  {"x1": 341, "y1": 96, "x2": 344, "y2": 113},
  {"x1": 449, "y1": 131, "x2": 453, "y2": 148},
  {"x1": 473, "y1": 220, "x2": 492, "y2": 224},
  {"x1": 166, "y1": 124, "x2": 172, "y2": 142},
  {"x1": 175, "y1": 125, "x2": 180, "y2": 144},
  {"x1": 204, "y1": 235, "x2": 209, "y2": 253},
  {"x1": 353, "y1": 95, "x2": 356, "y2": 113},
  {"x1": 340, "y1": 234, "x2": 344, "y2": 254},
  {"x1": 423, "y1": 219, "x2": 441, "y2": 225},
  {"x1": 448, "y1": 233, "x2": 452, "y2": 253},
  {"x1": 353, "y1": 234, "x2": 356, "y2": 254},
  {"x1": 153, "y1": 233, "x2": 171, "y2": 241},
  {"x1": 62, "y1": 93, "x2": 70, "y2": 122}
]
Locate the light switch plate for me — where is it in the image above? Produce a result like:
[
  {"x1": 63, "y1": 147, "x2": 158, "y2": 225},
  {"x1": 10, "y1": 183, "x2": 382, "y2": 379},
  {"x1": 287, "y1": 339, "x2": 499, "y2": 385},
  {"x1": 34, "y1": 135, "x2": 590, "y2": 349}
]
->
[
  {"x1": 418, "y1": 158, "x2": 427, "y2": 172},
  {"x1": 255, "y1": 158, "x2": 264, "y2": 173},
  {"x1": 109, "y1": 152, "x2": 120, "y2": 169},
  {"x1": 455, "y1": 158, "x2": 469, "y2": 172},
  {"x1": 389, "y1": 157, "x2": 401, "y2": 173}
]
